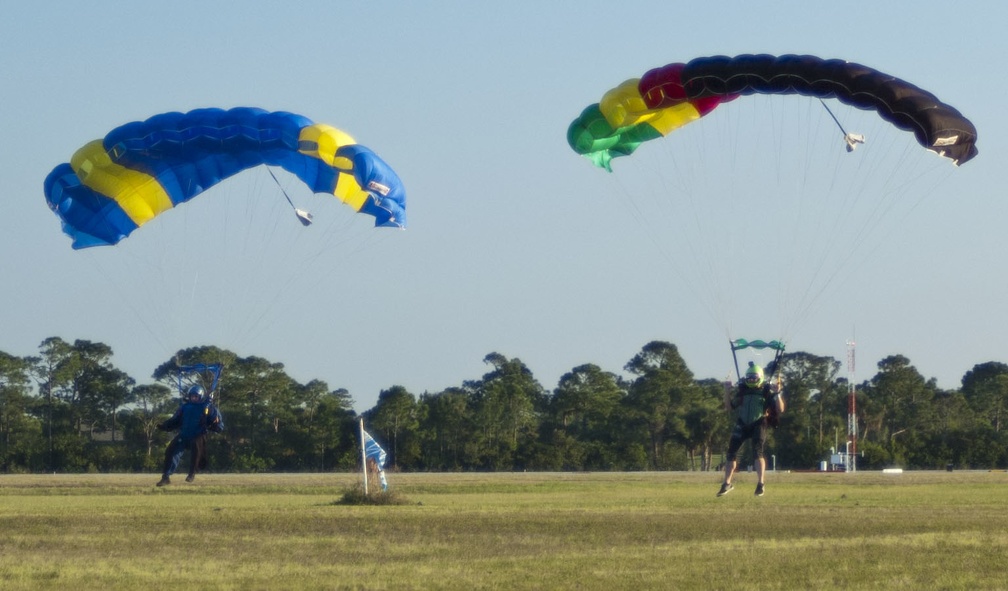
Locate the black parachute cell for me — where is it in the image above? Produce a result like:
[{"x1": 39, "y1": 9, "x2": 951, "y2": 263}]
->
[{"x1": 679, "y1": 54, "x2": 977, "y2": 165}]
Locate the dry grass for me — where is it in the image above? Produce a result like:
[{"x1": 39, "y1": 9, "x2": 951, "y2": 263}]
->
[{"x1": 1, "y1": 471, "x2": 1007, "y2": 590}]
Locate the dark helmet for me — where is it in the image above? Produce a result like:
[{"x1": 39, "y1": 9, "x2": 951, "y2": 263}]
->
[{"x1": 187, "y1": 385, "x2": 206, "y2": 400}]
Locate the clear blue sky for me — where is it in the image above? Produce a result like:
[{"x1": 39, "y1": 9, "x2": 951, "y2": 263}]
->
[{"x1": 2, "y1": 1, "x2": 1005, "y2": 412}]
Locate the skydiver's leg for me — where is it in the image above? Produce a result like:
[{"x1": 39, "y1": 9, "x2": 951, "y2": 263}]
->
[
  {"x1": 754, "y1": 423, "x2": 769, "y2": 495},
  {"x1": 723, "y1": 421, "x2": 746, "y2": 484},
  {"x1": 163, "y1": 436, "x2": 185, "y2": 476},
  {"x1": 158, "y1": 436, "x2": 185, "y2": 485},
  {"x1": 723, "y1": 459, "x2": 737, "y2": 484},
  {"x1": 719, "y1": 421, "x2": 745, "y2": 495},
  {"x1": 187, "y1": 436, "x2": 205, "y2": 482}
]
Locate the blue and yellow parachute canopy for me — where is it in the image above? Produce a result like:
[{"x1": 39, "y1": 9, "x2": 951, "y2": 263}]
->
[{"x1": 44, "y1": 107, "x2": 406, "y2": 249}]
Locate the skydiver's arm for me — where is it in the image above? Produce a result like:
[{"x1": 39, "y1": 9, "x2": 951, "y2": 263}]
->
[
  {"x1": 208, "y1": 406, "x2": 224, "y2": 433},
  {"x1": 159, "y1": 409, "x2": 182, "y2": 431},
  {"x1": 769, "y1": 375, "x2": 785, "y2": 413},
  {"x1": 765, "y1": 385, "x2": 785, "y2": 414},
  {"x1": 723, "y1": 381, "x2": 740, "y2": 411}
]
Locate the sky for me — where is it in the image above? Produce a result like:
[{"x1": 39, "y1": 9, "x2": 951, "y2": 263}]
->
[{"x1": 2, "y1": 1, "x2": 1005, "y2": 412}]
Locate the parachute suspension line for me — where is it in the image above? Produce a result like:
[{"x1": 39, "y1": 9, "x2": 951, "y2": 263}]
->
[
  {"x1": 614, "y1": 147, "x2": 731, "y2": 333},
  {"x1": 82, "y1": 248, "x2": 174, "y2": 357},
  {"x1": 819, "y1": 98, "x2": 848, "y2": 136},
  {"x1": 267, "y1": 167, "x2": 313, "y2": 226},
  {"x1": 772, "y1": 98, "x2": 865, "y2": 338},
  {"x1": 819, "y1": 99, "x2": 865, "y2": 152}
]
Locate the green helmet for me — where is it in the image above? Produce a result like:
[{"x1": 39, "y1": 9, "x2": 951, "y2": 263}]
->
[{"x1": 745, "y1": 362, "x2": 764, "y2": 387}]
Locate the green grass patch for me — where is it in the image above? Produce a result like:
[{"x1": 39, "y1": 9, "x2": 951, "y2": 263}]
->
[
  {"x1": 1, "y1": 471, "x2": 1006, "y2": 590},
  {"x1": 334, "y1": 483, "x2": 413, "y2": 506}
]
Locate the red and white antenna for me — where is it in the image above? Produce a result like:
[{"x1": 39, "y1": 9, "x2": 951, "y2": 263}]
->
[{"x1": 846, "y1": 338, "x2": 858, "y2": 473}]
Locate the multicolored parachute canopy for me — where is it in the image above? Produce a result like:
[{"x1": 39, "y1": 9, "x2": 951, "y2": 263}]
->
[
  {"x1": 568, "y1": 54, "x2": 978, "y2": 170},
  {"x1": 45, "y1": 107, "x2": 406, "y2": 249}
]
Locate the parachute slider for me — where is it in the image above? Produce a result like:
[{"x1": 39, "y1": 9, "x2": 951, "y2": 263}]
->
[
  {"x1": 730, "y1": 338, "x2": 785, "y2": 384},
  {"x1": 730, "y1": 339, "x2": 785, "y2": 352}
]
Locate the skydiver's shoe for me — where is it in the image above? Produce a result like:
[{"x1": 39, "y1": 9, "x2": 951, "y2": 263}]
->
[
  {"x1": 185, "y1": 474, "x2": 195, "y2": 483},
  {"x1": 717, "y1": 483, "x2": 733, "y2": 497},
  {"x1": 755, "y1": 483, "x2": 765, "y2": 497},
  {"x1": 156, "y1": 476, "x2": 170, "y2": 487}
]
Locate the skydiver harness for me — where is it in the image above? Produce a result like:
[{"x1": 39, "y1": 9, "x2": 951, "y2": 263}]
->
[
  {"x1": 734, "y1": 385, "x2": 772, "y2": 427},
  {"x1": 729, "y1": 338, "x2": 785, "y2": 428}
]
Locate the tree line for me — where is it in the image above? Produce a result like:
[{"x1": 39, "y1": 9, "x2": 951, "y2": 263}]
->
[{"x1": 1, "y1": 337, "x2": 1006, "y2": 474}]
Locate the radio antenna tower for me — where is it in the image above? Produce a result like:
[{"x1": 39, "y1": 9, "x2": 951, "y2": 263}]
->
[{"x1": 846, "y1": 339, "x2": 858, "y2": 472}]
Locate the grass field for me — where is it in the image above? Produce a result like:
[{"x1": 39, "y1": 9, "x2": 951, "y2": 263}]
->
[{"x1": 1, "y1": 470, "x2": 1007, "y2": 590}]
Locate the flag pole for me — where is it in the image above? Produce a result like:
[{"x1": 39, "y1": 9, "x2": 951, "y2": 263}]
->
[{"x1": 359, "y1": 418, "x2": 368, "y2": 495}]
